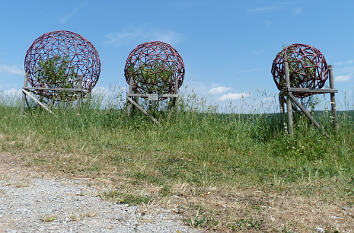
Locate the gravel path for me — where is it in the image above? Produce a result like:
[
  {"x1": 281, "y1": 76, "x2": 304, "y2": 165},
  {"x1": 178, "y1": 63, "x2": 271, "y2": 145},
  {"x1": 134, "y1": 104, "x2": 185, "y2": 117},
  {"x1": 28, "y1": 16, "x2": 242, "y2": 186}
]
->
[
  {"x1": 0, "y1": 152, "x2": 202, "y2": 233},
  {"x1": 0, "y1": 177, "x2": 201, "y2": 233}
]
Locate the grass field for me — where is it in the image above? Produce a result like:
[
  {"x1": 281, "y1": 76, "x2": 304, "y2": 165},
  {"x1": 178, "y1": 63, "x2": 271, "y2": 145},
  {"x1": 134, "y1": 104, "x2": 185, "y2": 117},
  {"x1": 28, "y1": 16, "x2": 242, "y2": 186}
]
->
[{"x1": 0, "y1": 93, "x2": 353, "y2": 232}]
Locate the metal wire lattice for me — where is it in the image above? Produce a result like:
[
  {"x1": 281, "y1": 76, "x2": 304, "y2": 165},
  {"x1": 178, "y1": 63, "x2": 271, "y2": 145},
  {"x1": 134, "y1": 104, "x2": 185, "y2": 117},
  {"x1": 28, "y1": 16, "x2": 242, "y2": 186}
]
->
[
  {"x1": 24, "y1": 30, "x2": 101, "y2": 100},
  {"x1": 271, "y1": 43, "x2": 329, "y2": 98},
  {"x1": 124, "y1": 41, "x2": 185, "y2": 97}
]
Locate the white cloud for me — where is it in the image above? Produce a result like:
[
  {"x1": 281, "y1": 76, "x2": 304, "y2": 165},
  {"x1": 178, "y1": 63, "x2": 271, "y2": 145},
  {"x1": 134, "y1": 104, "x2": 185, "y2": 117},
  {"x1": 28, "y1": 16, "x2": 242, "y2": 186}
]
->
[
  {"x1": 0, "y1": 64, "x2": 25, "y2": 75},
  {"x1": 248, "y1": 2, "x2": 292, "y2": 13},
  {"x1": 252, "y1": 49, "x2": 264, "y2": 55},
  {"x1": 208, "y1": 86, "x2": 231, "y2": 95},
  {"x1": 152, "y1": 31, "x2": 182, "y2": 44},
  {"x1": 92, "y1": 86, "x2": 115, "y2": 96},
  {"x1": 264, "y1": 20, "x2": 273, "y2": 27},
  {"x1": 58, "y1": 2, "x2": 85, "y2": 24},
  {"x1": 235, "y1": 68, "x2": 261, "y2": 74},
  {"x1": 334, "y1": 59, "x2": 354, "y2": 66},
  {"x1": 294, "y1": 7, "x2": 303, "y2": 15},
  {"x1": 218, "y1": 92, "x2": 251, "y2": 101},
  {"x1": 262, "y1": 96, "x2": 274, "y2": 101},
  {"x1": 104, "y1": 28, "x2": 182, "y2": 46},
  {"x1": 336, "y1": 75, "x2": 352, "y2": 82},
  {"x1": 1, "y1": 88, "x2": 21, "y2": 96},
  {"x1": 248, "y1": 5, "x2": 279, "y2": 13},
  {"x1": 104, "y1": 29, "x2": 141, "y2": 45}
]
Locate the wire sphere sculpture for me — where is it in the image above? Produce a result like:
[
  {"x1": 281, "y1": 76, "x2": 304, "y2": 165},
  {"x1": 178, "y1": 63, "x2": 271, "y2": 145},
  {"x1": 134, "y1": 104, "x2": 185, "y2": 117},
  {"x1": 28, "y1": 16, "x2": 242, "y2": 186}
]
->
[
  {"x1": 271, "y1": 43, "x2": 329, "y2": 98},
  {"x1": 124, "y1": 41, "x2": 185, "y2": 98},
  {"x1": 24, "y1": 30, "x2": 101, "y2": 100}
]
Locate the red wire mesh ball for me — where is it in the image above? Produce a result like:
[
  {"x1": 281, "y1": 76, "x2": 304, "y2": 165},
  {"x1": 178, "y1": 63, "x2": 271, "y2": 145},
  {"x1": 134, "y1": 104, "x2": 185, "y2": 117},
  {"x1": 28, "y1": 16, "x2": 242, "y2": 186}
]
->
[
  {"x1": 271, "y1": 43, "x2": 329, "y2": 98},
  {"x1": 24, "y1": 30, "x2": 101, "y2": 100},
  {"x1": 124, "y1": 41, "x2": 185, "y2": 97}
]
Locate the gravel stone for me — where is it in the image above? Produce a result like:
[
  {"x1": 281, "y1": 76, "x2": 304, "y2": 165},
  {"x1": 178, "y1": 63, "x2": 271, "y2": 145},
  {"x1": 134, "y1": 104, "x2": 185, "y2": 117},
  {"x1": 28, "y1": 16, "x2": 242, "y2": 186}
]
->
[{"x1": 0, "y1": 178, "x2": 202, "y2": 233}]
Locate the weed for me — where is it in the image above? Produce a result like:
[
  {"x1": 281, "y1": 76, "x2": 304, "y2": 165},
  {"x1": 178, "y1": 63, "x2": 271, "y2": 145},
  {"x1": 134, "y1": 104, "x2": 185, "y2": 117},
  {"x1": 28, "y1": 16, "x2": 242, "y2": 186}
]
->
[
  {"x1": 159, "y1": 185, "x2": 171, "y2": 197},
  {"x1": 69, "y1": 215, "x2": 79, "y2": 221},
  {"x1": 233, "y1": 218, "x2": 265, "y2": 231},
  {"x1": 40, "y1": 215, "x2": 56, "y2": 222},
  {"x1": 99, "y1": 189, "x2": 151, "y2": 206}
]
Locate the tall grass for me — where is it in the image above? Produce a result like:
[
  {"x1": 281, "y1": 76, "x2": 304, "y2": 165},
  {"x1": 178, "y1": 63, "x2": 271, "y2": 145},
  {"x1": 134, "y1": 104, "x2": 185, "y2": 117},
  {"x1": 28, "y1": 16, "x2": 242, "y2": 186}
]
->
[
  {"x1": 1, "y1": 90, "x2": 352, "y2": 186},
  {"x1": 0, "y1": 90, "x2": 353, "y2": 231}
]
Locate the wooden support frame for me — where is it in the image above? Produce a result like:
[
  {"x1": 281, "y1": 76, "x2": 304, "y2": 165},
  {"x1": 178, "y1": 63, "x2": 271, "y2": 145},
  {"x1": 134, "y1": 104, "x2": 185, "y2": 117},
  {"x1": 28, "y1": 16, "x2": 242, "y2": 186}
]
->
[
  {"x1": 280, "y1": 63, "x2": 338, "y2": 138},
  {"x1": 20, "y1": 73, "x2": 87, "y2": 115},
  {"x1": 167, "y1": 77, "x2": 179, "y2": 121},
  {"x1": 329, "y1": 66, "x2": 338, "y2": 133},
  {"x1": 284, "y1": 61, "x2": 294, "y2": 136},
  {"x1": 126, "y1": 77, "x2": 179, "y2": 124}
]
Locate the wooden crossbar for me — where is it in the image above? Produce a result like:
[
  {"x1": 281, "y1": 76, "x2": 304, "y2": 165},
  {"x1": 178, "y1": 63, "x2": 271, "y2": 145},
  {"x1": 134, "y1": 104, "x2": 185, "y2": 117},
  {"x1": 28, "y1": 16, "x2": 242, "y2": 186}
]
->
[
  {"x1": 281, "y1": 64, "x2": 337, "y2": 137},
  {"x1": 126, "y1": 97, "x2": 160, "y2": 125},
  {"x1": 281, "y1": 87, "x2": 338, "y2": 94},
  {"x1": 127, "y1": 93, "x2": 178, "y2": 98},
  {"x1": 22, "y1": 89, "x2": 54, "y2": 115},
  {"x1": 23, "y1": 87, "x2": 86, "y2": 92},
  {"x1": 288, "y1": 93, "x2": 329, "y2": 138}
]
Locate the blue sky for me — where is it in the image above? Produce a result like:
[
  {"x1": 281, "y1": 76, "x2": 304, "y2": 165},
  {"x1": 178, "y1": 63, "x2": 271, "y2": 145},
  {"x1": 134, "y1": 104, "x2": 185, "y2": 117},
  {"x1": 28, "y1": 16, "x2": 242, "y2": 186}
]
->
[{"x1": 0, "y1": 0, "x2": 353, "y2": 112}]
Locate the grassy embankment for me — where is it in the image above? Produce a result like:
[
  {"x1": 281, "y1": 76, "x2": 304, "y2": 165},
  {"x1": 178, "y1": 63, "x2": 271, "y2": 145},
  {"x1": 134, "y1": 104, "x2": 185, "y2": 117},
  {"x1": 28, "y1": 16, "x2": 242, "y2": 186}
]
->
[{"x1": 0, "y1": 93, "x2": 352, "y2": 232}]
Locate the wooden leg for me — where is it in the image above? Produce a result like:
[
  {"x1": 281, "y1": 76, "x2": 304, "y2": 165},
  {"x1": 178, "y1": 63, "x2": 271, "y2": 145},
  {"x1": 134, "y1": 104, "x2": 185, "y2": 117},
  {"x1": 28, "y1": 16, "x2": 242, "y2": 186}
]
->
[
  {"x1": 329, "y1": 65, "x2": 338, "y2": 134},
  {"x1": 127, "y1": 97, "x2": 160, "y2": 125},
  {"x1": 20, "y1": 74, "x2": 29, "y2": 115},
  {"x1": 174, "y1": 98, "x2": 178, "y2": 118},
  {"x1": 286, "y1": 94, "x2": 294, "y2": 136},
  {"x1": 330, "y1": 92, "x2": 338, "y2": 133},
  {"x1": 20, "y1": 90, "x2": 26, "y2": 115},
  {"x1": 87, "y1": 91, "x2": 92, "y2": 106},
  {"x1": 167, "y1": 97, "x2": 176, "y2": 121},
  {"x1": 168, "y1": 77, "x2": 179, "y2": 121},
  {"x1": 279, "y1": 93, "x2": 285, "y2": 128},
  {"x1": 127, "y1": 78, "x2": 136, "y2": 117},
  {"x1": 289, "y1": 93, "x2": 329, "y2": 138},
  {"x1": 284, "y1": 62, "x2": 293, "y2": 137},
  {"x1": 127, "y1": 100, "x2": 132, "y2": 117},
  {"x1": 22, "y1": 89, "x2": 54, "y2": 115},
  {"x1": 76, "y1": 76, "x2": 83, "y2": 112}
]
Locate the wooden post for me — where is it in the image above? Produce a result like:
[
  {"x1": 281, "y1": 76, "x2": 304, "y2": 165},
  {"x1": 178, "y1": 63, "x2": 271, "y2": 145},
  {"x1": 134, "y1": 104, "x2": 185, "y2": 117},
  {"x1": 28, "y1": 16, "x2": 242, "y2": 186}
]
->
[
  {"x1": 127, "y1": 78, "x2": 135, "y2": 117},
  {"x1": 20, "y1": 73, "x2": 29, "y2": 115},
  {"x1": 279, "y1": 93, "x2": 286, "y2": 129},
  {"x1": 168, "y1": 77, "x2": 179, "y2": 121},
  {"x1": 86, "y1": 91, "x2": 92, "y2": 107},
  {"x1": 328, "y1": 65, "x2": 338, "y2": 134},
  {"x1": 76, "y1": 75, "x2": 83, "y2": 112},
  {"x1": 284, "y1": 61, "x2": 293, "y2": 136},
  {"x1": 174, "y1": 77, "x2": 179, "y2": 116},
  {"x1": 167, "y1": 77, "x2": 179, "y2": 121},
  {"x1": 133, "y1": 80, "x2": 138, "y2": 114}
]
